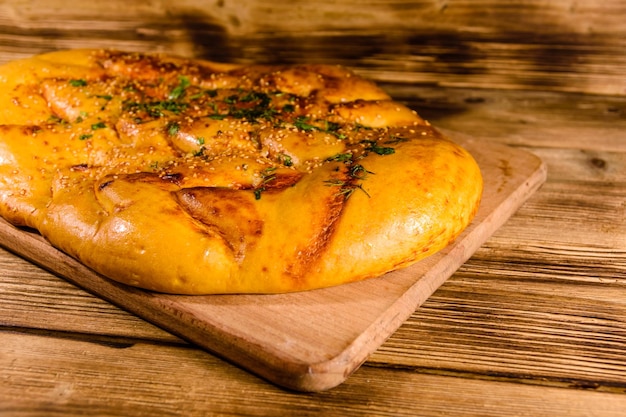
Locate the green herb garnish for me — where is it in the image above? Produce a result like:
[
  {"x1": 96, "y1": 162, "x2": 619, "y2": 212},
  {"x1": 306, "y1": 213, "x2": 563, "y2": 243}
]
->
[
  {"x1": 69, "y1": 79, "x2": 88, "y2": 87},
  {"x1": 353, "y1": 123, "x2": 372, "y2": 131},
  {"x1": 324, "y1": 179, "x2": 370, "y2": 200},
  {"x1": 253, "y1": 167, "x2": 278, "y2": 200},
  {"x1": 278, "y1": 153, "x2": 293, "y2": 167},
  {"x1": 362, "y1": 140, "x2": 395, "y2": 155},
  {"x1": 224, "y1": 94, "x2": 239, "y2": 105},
  {"x1": 326, "y1": 153, "x2": 353, "y2": 163},
  {"x1": 168, "y1": 75, "x2": 191, "y2": 100},
  {"x1": 349, "y1": 164, "x2": 373, "y2": 180},
  {"x1": 293, "y1": 116, "x2": 318, "y2": 132},
  {"x1": 166, "y1": 121, "x2": 180, "y2": 136},
  {"x1": 47, "y1": 115, "x2": 66, "y2": 124},
  {"x1": 260, "y1": 167, "x2": 277, "y2": 184},
  {"x1": 227, "y1": 91, "x2": 275, "y2": 122}
]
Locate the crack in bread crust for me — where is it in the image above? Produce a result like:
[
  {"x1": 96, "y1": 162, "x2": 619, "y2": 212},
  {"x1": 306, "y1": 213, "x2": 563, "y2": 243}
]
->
[{"x1": 0, "y1": 49, "x2": 483, "y2": 294}]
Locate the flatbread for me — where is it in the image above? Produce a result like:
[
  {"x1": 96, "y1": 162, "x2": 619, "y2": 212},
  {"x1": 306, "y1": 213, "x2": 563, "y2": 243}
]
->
[{"x1": 0, "y1": 49, "x2": 483, "y2": 294}]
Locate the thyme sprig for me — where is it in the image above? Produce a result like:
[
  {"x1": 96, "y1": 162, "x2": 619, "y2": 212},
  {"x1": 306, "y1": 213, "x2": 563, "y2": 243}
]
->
[
  {"x1": 324, "y1": 179, "x2": 371, "y2": 199},
  {"x1": 292, "y1": 116, "x2": 347, "y2": 139},
  {"x1": 253, "y1": 167, "x2": 278, "y2": 200},
  {"x1": 361, "y1": 140, "x2": 395, "y2": 155},
  {"x1": 324, "y1": 160, "x2": 374, "y2": 200}
]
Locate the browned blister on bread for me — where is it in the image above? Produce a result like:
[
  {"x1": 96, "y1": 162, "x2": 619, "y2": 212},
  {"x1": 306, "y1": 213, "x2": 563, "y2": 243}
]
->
[{"x1": 0, "y1": 49, "x2": 483, "y2": 294}]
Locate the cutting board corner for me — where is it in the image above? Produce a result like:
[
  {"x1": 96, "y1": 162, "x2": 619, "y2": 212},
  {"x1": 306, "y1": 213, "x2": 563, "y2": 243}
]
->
[{"x1": 0, "y1": 133, "x2": 547, "y2": 392}]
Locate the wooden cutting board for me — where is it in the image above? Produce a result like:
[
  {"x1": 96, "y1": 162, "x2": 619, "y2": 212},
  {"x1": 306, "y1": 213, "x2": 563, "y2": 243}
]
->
[{"x1": 0, "y1": 130, "x2": 547, "y2": 392}]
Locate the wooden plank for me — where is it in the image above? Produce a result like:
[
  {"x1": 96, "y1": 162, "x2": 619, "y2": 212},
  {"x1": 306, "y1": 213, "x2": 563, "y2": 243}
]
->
[
  {"x1": 369, "y1": 127, "x2": 626, "y2": 392},
  {"x1": 0, "y1": 247, "x2": 181, "y2": 343},
  {"x1": 0, "y1": 1, "x2": 626, "y2": 95},
  {"x1": 2, "y1": 330, "x2": 626, "y2": 417},
  {"x1": 0, "y1": 135, "x2": 547, "y2": 392},
  {"x1": 0, "y1": 1, "x2": 623, "y2": 412},
  {"x1": 373, "y1": 272, "x2": 626, "y2": 391},
  {"x1": 372, "y1": 182, "x2": 626, "y2": 391},
  {"x1": 384, "y1": 85, "x2": 626, "y2": 151}
]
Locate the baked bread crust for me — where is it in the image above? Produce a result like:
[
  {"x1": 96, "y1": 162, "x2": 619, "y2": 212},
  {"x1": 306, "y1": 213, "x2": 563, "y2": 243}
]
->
[{"x1": 0, "y1": 49, "x2": 483, "y2": 294}]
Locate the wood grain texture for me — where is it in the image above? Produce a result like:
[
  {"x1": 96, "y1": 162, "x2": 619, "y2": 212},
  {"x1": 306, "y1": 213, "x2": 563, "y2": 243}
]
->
[
  {"x1": 0, "y1": 1, "x2": 625, "y2": 96},
  {"x1": 1, "y1": 0, "x2": 626, "y2": 413},
  {"x1": 3, "y1": 330, "x2": 626, "y2": 417},
  {"x1": 0, "y1": 248, "x2": 181, "y2": 343},
  {"x1": 1, "y1": 85, "x2": 624, "y2": 413},
  {"x1": 3, "y1": 331, "x2": 626, "y2": 417},
  {"x1": 0, "y1": 134, "x2": 547, "y2": 392}
]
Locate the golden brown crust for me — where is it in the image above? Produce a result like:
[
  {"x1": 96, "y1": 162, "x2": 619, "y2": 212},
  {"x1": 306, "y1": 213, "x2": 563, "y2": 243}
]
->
[{"x1": 0, "y1": 49, "x2": 483, "y2": 294}]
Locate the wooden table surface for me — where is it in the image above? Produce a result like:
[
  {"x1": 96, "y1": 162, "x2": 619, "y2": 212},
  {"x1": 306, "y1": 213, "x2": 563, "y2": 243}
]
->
[{"x1": 1, "y1": 1, "x2": 626, "y2": 416}]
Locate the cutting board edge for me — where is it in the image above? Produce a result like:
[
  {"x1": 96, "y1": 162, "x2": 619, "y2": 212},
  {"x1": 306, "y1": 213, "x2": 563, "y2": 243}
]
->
[
  {"x1": 0, "y1": 139, "x2": 549, "y2": 393},
  {"x1": 232, "y1": 149, "x2": 549, "y2": 392}
]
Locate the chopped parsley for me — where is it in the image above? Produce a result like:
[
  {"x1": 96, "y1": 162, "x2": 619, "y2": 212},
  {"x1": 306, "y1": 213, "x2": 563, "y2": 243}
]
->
[
  {"x1": 278, "y1": 153, "x2": 293, "y2": 167},
  {"x1": 291, "y1": 116, "x2": 347, "y2": 139},
  {"x1": 69, "y1": 79, "x2": 88, "y2": 87},
  {"x1": 224, "y1": 94, "x2": 239, "y2": 105},
  {"x1": 326, "y1": 153, "x2": 353, "y2": 163},
  {"x1": 168, "y1": 75, "x2": 191, "y2": 100},
  {"x1": 240, "y1": 91, "x2": 268, "y2": 103},
  {"x1": 91, "y1": 121, "x2": 106, "y2": 130},
  {"x1": 362, "y1": 140, "x2": 395, "y2": 155},
  {"x1": 75, "y1": 111, "x2": 89, "y2": 123},
  {"x1": 293, "y1": 116, "x2": 318, "y2": 132},
  {"x1": 166, "y1": 121, "x2": 180, "y2": 136},
  {"x1": 282, "y1": 104, "x2": 295, "y2": 113},
  {"x1": 227, "y1": 91, "x2": 275, "y2": 122}
]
